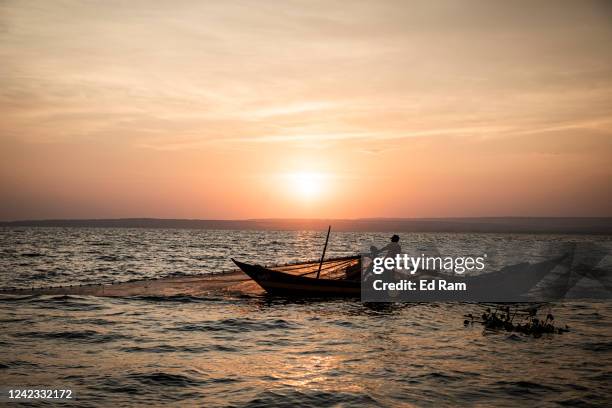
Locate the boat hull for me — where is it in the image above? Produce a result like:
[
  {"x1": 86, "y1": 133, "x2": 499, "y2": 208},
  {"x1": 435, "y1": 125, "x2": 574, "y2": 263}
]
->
[{"x1": 232, "y1": 259, "x2": 360, "y2": 297}]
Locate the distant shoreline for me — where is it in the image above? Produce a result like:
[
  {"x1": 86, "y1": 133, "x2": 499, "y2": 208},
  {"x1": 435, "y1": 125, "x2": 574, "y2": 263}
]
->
[{"x1": 1, "y1": 217, "x2": 611, "y2": 234}]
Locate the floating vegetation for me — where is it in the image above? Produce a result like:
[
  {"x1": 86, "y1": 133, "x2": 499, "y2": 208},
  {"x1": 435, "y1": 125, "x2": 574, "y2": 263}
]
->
[{"x1": 464, "y1": 305, "x2": 569, "y2": 337}]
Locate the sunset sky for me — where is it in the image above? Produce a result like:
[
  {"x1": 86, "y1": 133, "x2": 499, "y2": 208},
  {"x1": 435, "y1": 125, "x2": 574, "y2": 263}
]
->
[{"x1": 1, "y1": 0, "x2": 611, "y2": 220}]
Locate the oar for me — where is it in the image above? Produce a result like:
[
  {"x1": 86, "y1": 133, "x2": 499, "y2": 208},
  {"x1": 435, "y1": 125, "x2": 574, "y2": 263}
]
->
[{"x1": 316, "y1": 225, "x2": 331, "y2": 279}]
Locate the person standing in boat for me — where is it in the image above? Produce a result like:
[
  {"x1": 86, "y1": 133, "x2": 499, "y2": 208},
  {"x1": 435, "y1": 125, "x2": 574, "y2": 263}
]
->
[
  {"x1": 371, "y1": 235, "x2": 403, "y2": 297},
  {"x1": 378, "y1": 234, "x2": 402, "y2": 283},
  {"x1": 378, "y1": 234, "x2": 402, "y2": 259},
  {"x1": 362, "y1": 235, "x2": 403, "y2": 282}
]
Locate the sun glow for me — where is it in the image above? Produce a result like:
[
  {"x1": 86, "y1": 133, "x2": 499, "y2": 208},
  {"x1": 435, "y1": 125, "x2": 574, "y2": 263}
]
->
[{"x1": 287, "y1": 172, "x2": 326, "y2": 200}]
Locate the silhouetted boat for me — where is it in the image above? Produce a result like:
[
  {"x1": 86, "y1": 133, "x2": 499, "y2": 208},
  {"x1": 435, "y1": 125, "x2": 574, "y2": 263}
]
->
[
  {"x1": 233, "y1": 251, "x2": 573, "y2": 300},
  {"x1": 232, "y1": 256, "x2": 361, "y2": 297}
]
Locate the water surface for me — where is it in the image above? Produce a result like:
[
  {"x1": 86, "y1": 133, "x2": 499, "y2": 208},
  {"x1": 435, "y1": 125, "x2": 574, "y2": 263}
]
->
[{"x1": 1, "y1": 228, "x2": 611, "y2": 407}]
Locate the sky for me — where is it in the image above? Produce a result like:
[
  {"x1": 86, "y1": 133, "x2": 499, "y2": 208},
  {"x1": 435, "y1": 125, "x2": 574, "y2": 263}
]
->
[{"x1": 1, "y1": 0, "x2": 611, "y2": 220}]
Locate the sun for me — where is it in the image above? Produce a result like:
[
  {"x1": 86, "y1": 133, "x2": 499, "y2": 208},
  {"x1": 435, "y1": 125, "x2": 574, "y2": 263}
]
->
[{"x1": 287, "y1": 172, "x2": 325, "y2": 200}]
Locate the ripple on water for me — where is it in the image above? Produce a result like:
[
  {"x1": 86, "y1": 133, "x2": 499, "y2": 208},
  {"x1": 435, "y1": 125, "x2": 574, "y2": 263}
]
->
[
  {"x1": 580, "y1": 341, "x2": 612, "y2": 352},
  {"x1": 0, "y1": 361, "x2": 39, "y2": 369},
  {"x1": 73, "y1": 318, "x2": 116, "y2": 326},
  {"x1": 20, "y1": 252, "x2": 45, "y2": 257},
  {"x1": 21, "y1": 295, "x2": 109, "y2": 311},
  {"x1": 241, "y1": 388, "x2": 380, "y2": 408},
  {"x1": 126, "y1": 371, "x2": 207, "y2": 387},
  {"x1": 120, "y1": 345, "x2": 211, "y2": 354},
  {"x1": 17, "y1": 330, "x2": 131, "y2": 343},
  {"x1": 173, "y1": 318, "x2": 299, "y2": 333},
  {"x1": 494, "y1": 380, "x2": 560, "y2": 397},
  {"x1": 133, "y1": 295, "x2": 222, "y2": 303}
]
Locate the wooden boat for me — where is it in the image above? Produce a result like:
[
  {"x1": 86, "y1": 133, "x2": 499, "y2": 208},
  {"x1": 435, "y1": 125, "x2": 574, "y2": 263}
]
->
[
  {"x1": 233, "y1": 251, "x2": 573, "y2": 300},
  {"x1": 232, "y1": 256, "x2": 361, "y2": 297}
]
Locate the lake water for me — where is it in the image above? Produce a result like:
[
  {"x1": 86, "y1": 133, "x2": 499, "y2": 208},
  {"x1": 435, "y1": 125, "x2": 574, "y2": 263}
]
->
[{"x1": 1, "y1": 228, "x2": 611, "y2": 407}]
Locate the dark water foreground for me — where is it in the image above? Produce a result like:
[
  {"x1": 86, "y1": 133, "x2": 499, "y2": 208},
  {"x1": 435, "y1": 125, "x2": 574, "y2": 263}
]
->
[
  {"x1": 1, "y1": 228, "x2": 611, "y2": 406},
  {"x1": 1, "y1": 295, "x2": 611, "y2": 407}
]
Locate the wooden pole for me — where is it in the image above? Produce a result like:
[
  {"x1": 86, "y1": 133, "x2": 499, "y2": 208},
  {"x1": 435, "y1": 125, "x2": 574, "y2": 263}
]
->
[{"x1": 316, "y1": 225, "x2": 331, "y2": 279}]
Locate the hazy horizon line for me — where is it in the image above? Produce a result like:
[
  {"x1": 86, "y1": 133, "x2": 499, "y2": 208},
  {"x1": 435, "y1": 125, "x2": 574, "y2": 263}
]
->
[
  {"x1": 3, "y1": 217, "x2": 611, "y2": 234},
  {"x1": 3, "y1": 216, "x2": 612, "y2": 223}
]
